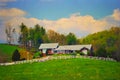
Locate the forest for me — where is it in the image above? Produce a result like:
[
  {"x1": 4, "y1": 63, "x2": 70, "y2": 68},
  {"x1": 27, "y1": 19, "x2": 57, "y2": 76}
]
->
[{"x1": 5, "y1": 23, "x2": 120, "y2": 61}]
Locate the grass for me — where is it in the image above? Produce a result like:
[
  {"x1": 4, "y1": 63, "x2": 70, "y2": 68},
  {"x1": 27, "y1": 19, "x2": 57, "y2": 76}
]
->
[
  {"x1": 0, "y1": 44, "x2": 20, "y2": 62},
  {"x1": 0, "y1": 58, "x2": 120, "y2": 80}
]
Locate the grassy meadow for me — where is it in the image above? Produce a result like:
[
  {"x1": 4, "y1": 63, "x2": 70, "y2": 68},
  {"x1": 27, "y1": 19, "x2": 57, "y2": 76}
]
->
[
  {"x1": 0, "y1": 58, "x2": 120, "y2": 80},
  {"x1": 0, "y1": 44, "x2": 20, "y2": 62}
]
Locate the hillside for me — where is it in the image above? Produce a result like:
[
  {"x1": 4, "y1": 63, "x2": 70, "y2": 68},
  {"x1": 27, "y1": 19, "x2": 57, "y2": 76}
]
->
[
  {"x1": 0, "y1": 58, "x2": 120, "y2": 80},
  {"x1": 80, "y1": 27, "x2": 120, "y2": 61},
  {"x1": 0, "y1": 44, "x2": 20, "y2": 62}
]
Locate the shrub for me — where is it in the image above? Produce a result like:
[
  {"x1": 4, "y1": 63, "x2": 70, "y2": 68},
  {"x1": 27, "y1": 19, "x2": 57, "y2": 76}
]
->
[
  {"x1": 33, "y1": 51, "x2": 41, "y2": 58},
  {"x1": 12, "y1": 49, "x2": 20, "y2": 61},
  {"x1": 96, "y1": 47, "x2": 107, "y2": 57},
  {"x1": 19, "y1": 49, "x2": 33, "y2": 60},
  {"x1": 111, "y1": 52, "x2": 120, "y2": 61},
  {"x1": 79, "y1": 52, "x2": 85, "y2": 56},
  {"x1": 76, "y1": 53, "x2": 80, "y2": 56}
]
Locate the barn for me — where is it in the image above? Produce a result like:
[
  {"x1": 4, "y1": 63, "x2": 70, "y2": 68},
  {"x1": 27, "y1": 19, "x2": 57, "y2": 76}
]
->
[
  {"x1": 39, "y1": 43, "x2": 92, "y2": 56},
  {"x1": 39, "y1": 43, "x2": 59, "y2": 56},
  {"x1": 55, "y1": 44, "x2": 92, "y2": 55}
]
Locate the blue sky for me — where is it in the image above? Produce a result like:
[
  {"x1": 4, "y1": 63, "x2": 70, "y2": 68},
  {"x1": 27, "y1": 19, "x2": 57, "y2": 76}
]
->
[
  {"x1": 0, "y1": 0, "x2": 120, "y2": 43},
  {"x1": 6, "y1": 0, "x2": 120, "y2": 20}
]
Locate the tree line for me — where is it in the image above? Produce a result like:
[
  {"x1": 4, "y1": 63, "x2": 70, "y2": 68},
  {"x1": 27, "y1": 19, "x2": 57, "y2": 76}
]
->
[
  {"x1": 80, "y1": 27, "x2": 120, "y2": 61},
  {"x1": 5, "y1": 23, "x2": 120, "y2": 61},
  {"x1": 18, "y1": 23, "x2": 78, "y2": 49}
]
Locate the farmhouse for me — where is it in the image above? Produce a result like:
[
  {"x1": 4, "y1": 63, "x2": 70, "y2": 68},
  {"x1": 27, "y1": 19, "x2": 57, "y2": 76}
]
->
[
  {"x1": 39, "y1": 43, "x2": 59, "y2": 56},
  {"x1": 55, "y1": 44, "x2": 92, "y2": 55},
  {"x1": 39, "y1": 43, "x2": 92, "y2": 55}
]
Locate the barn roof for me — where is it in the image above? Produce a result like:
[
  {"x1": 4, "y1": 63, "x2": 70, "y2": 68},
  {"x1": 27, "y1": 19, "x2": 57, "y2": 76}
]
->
[
  {"x1": 55, "y1": 44, "x2": 92, "y2": 50},
  {"x1": 39, "y1": 43, "x2": 59, "y2": 49}
]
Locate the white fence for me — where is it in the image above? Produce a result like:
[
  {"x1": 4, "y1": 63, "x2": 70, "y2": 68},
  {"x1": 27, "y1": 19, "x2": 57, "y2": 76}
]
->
[{"x1": 0, "y1": 56, "x2": 116, "y2": 66}]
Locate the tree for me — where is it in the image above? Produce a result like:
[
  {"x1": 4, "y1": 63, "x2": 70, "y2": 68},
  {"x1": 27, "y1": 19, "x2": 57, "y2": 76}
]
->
[
  {"x1": 66, "y1": 32, "x2": 77, "y2": 45},
  {"x1": 12, "y1": 49, "x2": 20, "y2": 61},
  {"x1": 28, "y1": 27, "x2": 35, "y2": 48},
  {"x1": 47, "y1": 30, "x2": 67, "y2": 45},
  {"x1": 34, "y1": 24, "x2": 46, "y2": 48},
  {"x1": 47, "y1": 30, "x2": 58, "y2": 43},
  {"x1": 5, "y1": 23, "x2": 12, "y2": 44},
  {"x1": 59, "y1": 34, "x2": 67, "y2": 45},
  {"x1": 19, "y1": 23, "x2": 29, "y2": 48}
]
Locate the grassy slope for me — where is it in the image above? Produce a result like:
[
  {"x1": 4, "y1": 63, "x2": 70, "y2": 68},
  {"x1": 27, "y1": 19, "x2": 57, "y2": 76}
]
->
[
  {"x1": 0, "y1": 58, "x2": 120, "y2": 80},
  {"x1": 0, "y1": 44, "x2": 20, "y2": 62}
]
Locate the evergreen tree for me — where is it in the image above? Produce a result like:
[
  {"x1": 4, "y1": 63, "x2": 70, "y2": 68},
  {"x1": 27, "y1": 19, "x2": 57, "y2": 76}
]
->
[{"x1": 12, "y1": 49, "x2": 20, "y2": 61}]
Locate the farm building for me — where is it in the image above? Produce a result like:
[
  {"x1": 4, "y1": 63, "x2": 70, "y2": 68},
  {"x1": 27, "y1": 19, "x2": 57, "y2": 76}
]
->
[
  {"x1": 39, "y1": 43, "x2": 59, "y2": 56},
  {"x1": 39, "y1": 43, "x2": 92, "y2": 55},
  {"x1": 55, "y1": 44, "x2": 92, "y2": 55}
]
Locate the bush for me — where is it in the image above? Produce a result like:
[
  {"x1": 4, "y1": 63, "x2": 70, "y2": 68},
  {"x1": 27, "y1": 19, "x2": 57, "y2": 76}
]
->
[
  {"x1": 111, "y1": 52, "x2": 120, "y2": 61},
  {"x1": 79, "y1": 52, "x2": 85, "y2": 56},
  {"x1": 33, "y1": 51, "x2": 41, "y2": 58},
  {"x1": 19, "y1": 49, "x2": 33, "y2": 60},
  {"x1": 76, "y1": 53, "x2": 80, "y2": 56},
  {"x1": 12, "y1": 49, "x2": 20, "y2": 61},
  {"x1": 96, "y1": 47, "x2": 107, "y2": 57}
]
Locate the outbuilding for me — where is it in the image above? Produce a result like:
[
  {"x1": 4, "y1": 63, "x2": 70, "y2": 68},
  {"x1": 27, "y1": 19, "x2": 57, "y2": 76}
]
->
[{"x1": 39, "y1": 43, "x2": 59, "y2": 56}]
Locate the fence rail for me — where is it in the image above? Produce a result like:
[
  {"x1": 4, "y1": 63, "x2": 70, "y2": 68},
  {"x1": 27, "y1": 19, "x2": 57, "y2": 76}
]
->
[{"x1": 0, "y1": 56, "x2": 116, "y2": 66}]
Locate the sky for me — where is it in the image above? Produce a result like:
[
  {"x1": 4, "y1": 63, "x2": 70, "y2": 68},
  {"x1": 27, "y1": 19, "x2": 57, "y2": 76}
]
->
[{"x1": 0, "y1": 0, "x2": 120, "y2": 43}]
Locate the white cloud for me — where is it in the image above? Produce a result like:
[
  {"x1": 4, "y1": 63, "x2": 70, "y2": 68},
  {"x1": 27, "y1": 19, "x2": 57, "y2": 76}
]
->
[
  {"x1": 6, "y1": 13, "x2": 108, "y2": 37},
  {"x1": 112, "y1": 8, "x2": 120, "y2": 21},
  {"x1": 0, "y1": 8, "x2": 120, "y2": 43},
  {"x1": 6, "y1": 9, "x2": 120, "y2": 37},
  {"x1": 0, "y1": 8, "x2": 26, "y2": 17},
  {"x1": 0, "y1": 8, "x2": 26, "y2": 43}
]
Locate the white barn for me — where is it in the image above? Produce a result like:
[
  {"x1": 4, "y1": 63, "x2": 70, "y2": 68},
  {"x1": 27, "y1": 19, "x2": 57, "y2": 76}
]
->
[
  {"x1": 55, "y1": 44, "x2": 92, "y2": 55},
  {"x1": 39, "y1": 43, "x2": 59, "y2": 56},
  {"x1": 39, "y1": 43, "x2": 92, "y2": 56}
]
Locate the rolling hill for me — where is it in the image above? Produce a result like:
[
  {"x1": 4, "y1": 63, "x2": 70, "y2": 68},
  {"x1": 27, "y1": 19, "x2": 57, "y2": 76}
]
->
[
  {"x1": 0, "y1": 58, "x2": 120, "y2": 80},
  {"x1": 0, "y1": 44, "x2": 20, "y2": 62}
]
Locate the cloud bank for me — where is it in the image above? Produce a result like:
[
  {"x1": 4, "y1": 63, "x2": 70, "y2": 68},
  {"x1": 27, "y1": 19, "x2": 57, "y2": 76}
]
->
[
  {"x1": 0, "y1": 8, "x2": 26, "y2": 17},
  {"x1": 0, "y1": 8, "x2": 120, "y2": 43}
]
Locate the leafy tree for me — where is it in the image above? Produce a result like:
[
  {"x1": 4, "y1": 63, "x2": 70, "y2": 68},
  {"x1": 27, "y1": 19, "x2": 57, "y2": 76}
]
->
[
  {"x1": 28, "y1": 27, "x2": 35, "y2": 47},
  {"x1": 66, "y1": 32, "x2": 77, "y2": 45},
  {"x1": 34, "y1": 24, "x2": 46, "y2": 48},
  {"x1": 47, "y1": 30, "x2": 67, "y2": 45},
  {"x1": 42, "y1": 34, "x2": 50, "y2": 43},
  {"x1": 19, "y1": 23, "x2": 29, "y2": 48},
  {"x1": 47, "y1": 30, "x2": 58, "y2": 43}
]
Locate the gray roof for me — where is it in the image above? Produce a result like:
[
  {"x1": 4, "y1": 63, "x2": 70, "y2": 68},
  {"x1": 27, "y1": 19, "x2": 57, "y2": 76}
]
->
[
  {"x1": 55, "y1": 44, "x2": 92, "y2": 51},
  {"x1": 39, "y1": 43, "x2": 59, "y2": 49}
]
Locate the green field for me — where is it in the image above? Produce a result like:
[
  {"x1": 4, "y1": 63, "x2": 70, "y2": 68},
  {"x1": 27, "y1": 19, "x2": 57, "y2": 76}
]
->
[
  {"x1": 0, "y1": 58, "x2": 120, "y2": 80},
  {"x1": 0, "y1": 44, "x2": 20, "y2": 62}
]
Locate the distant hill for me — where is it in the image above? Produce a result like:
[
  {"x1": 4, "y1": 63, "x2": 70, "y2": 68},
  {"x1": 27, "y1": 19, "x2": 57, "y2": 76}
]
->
[{"x1": 0, "y1": 44, "x2": 20, "y2": 63}]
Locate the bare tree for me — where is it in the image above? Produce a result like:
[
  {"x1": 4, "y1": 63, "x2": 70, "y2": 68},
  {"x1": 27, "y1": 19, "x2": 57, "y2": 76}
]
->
[
  {"x1": 5, "y1": 22, "x2": 18, "y2": 45},
  {"x1": 12, "y1": 28, "x2": 17, "y2": 45},
  {"x1": 5, "y1": 22, "x2": 12, "y2": 44}
]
